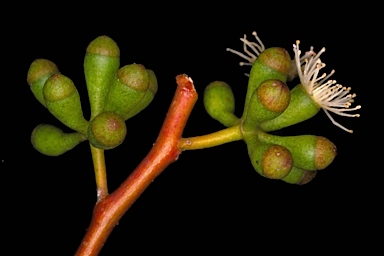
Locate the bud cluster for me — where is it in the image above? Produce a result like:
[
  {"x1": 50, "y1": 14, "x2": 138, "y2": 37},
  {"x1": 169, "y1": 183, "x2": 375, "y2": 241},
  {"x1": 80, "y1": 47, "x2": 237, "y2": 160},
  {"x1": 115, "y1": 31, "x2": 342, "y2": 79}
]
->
[
  {"x1": 28, "y1": 36, "x2": 157, "y2": 155},
  {"x1": 203, "y1": 31, "x2": 358, "y2": 184}
]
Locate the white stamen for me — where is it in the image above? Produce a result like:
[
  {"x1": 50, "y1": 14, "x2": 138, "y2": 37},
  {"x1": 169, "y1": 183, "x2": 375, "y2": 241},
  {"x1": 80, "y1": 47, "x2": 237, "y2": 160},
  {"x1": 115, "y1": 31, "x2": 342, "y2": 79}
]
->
[
  {"x1": 293, "y1": 40, "x2": 360, "y2": 133},
  {"x1": 289, "y1": 41, "x2": 317, "y2": 81},
  {"x1": 226, "y1": 31, "x2": 265, "y2": 69}
]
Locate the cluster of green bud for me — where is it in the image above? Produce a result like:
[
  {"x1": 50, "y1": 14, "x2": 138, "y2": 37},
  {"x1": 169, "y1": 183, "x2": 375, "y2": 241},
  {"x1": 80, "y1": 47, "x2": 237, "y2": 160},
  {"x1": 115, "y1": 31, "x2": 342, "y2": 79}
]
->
[
  {"x1": 204, "y1": 46, "x2": 338, "y2": 185},
  {"x1": 28, "y1": 35, "x2": 157, "y2": 156}
]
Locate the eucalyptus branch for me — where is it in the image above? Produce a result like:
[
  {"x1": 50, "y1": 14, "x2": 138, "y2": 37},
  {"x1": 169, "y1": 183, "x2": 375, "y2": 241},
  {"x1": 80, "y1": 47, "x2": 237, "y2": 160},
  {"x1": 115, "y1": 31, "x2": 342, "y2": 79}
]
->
[
  {"x1": 26, "y1": 31, "x2": 360, "y2": 255},
  {"x1": 75, "y1": 74, "x2": 197, "y2": 256}
]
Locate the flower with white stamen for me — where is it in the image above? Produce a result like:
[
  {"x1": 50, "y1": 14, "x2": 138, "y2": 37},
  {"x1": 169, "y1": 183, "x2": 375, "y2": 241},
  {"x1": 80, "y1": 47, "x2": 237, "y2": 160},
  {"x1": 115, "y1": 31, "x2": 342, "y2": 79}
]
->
[
  {"x1": 288, "y1": 46, "x2": 316, "y2": 81},
  {"x1": 226, "y1": 31, "x2": 315, "y2": 81},
  {"x1": 293, "y1": 40, "x2": 361, "y2": 133},
  {"x1": 226, "y1": 32, "x2": 265, "y2": 76}
]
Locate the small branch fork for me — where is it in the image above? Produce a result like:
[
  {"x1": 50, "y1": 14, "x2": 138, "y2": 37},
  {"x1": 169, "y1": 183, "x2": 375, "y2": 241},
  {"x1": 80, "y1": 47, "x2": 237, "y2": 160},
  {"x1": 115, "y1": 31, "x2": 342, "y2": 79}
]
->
[{"x1": 75, "y1": 74, "x2": 198, "y2": 256}]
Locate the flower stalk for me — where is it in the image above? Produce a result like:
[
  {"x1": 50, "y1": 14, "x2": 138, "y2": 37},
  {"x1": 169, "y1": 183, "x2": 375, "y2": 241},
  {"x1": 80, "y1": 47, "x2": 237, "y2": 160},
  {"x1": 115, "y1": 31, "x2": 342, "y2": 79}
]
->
[
  {"x1": 179, "y1": 124, "x2": 243, "y2": 150},
  {"x1": 90, "y1": 145, "x2": 108, "y2": 201}
]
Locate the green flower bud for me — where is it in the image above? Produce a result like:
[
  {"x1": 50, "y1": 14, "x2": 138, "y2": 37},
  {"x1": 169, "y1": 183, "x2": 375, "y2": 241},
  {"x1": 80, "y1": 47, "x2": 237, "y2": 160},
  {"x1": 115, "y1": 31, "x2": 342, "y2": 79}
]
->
[
  {"x1": 281, "y1": 166, "x2": 317, "y2": 185},
  {"x1": 123, "y1": 69, "x2": 158, "y2": 120},
  {"x1": 260, "y1": 84, "x2": 320, "y2": 132},
  {"x1": 261, "y1": 144, "x2": 293, "y2": 179},
  {"x1": 27, "y1": 59, "x2": 59, "y2": 106},
  {"x1": 84, "y1": 35, "x2": 120, "y2": 119},
  {"x1": 243, "y1": 47, "x2": 291, "y2": 117},
  {"x1": 203, "y1": 81, "x2": 239, "y2": 127},
  {"x1": 257, "y1": 79, "x2": 290, "y2": 113},
  {"x1": 88, "y1": 111, "x2": 127, "y2": 150},
  {"x1": 43, "y1": 73, "x2": 89, "y2": 134},
  {"x1": 243, "y1": 79, "x2": 290, "y2": 129},
  {"x1": 31, "y1": 124, "x2": 86, "y2": 156},
  {"x1": 258, "y1": 133, "x2": 337, "y2": 171},
  {"x1": 314, "y1": 136, "x2": 337, "y2": 170},
  {"x1": 248, "y1": 140, "x2": 293, "y2": 179},
  {"x1": 104, "y1": 64, "x2": 149, "y2": 120}
]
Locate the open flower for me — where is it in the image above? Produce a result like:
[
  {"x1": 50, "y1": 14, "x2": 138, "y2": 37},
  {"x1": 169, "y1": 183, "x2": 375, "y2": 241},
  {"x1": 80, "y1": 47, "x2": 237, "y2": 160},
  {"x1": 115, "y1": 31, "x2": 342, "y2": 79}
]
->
[
  {"x1": 226, "y1": 31, "x2": 314, "y2": 81},
  {"x1": 293, "y1": 40, "x2": 361, "y2": 133},
  {"x1": 226, "y1": 31, "x2": 265, "y2": 75},
  {"x1": 288, "y1": 46, "x2": 315, "y2": 81}
]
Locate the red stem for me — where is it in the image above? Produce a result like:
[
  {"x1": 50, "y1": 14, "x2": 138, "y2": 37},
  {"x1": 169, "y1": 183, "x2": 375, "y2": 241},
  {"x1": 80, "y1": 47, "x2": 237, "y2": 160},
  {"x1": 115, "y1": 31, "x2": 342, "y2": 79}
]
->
[{"x1": 75, "y1": 74, "x2": 198, "y2": 256}]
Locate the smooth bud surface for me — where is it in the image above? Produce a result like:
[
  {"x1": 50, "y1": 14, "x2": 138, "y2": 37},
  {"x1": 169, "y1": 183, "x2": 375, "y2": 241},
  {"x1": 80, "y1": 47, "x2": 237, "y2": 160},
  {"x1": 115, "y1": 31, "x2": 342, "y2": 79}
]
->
[
  {"x1": 84, "y1": 35, "x2": 120, "y2": 119},
  {"x1": 88, "y1": 111, "x2": 127, "y2": 150},
  {"x1": 244, "y1": 79, "x2": 290, "y2": 128},
  {"x1": 257, "y1": 47, "x2": 291, "y2": 75},
  {"x1": 257, "y1": 134, "x2": 337, "y2": 171},
  {"x1": 282, "y1": 166, "x2": 317, "y2": 185},
  {"x1": 261, "y1": 144, "x2": 293, "y2": 179},
  {"x1": 257, "y1": 79, "x2": 290, "y2": 113},
  {"x1": 243, "y1": 47, "x2": 291, "y2": 120},
  {"x1": 44, "y1": 73, "x2": 76, "y2": 102},
  {"x1": 314, "y1": 136, "x2": 337, "y2": 170},
  {"x1": 104, "y1": 64, "x2": 149, "y2": 120},
  {"x1": 248, "y1": 140, "x2": 293, "y2": 179},
  {"x1": 86, "y1": 35, "x2": 120, "y2": 57},
  {"x1": 124, "y1": 69, "x2": 158, "y2": 119},
  {"x1": 204, "y1": 81, "x2": 239, "y2": 127},
  {"x1": 260, "y1": 84, "x2": 320, "y2": 132},
  {"x1": 31, "y1": 124, "x2": 86, "y2": 156},
  {"x1": 27, "y1": 59, "x2": 59, "y2": 106},
  {"x1": 43, "y1": 74, "x2": 89, "y2": 134}
]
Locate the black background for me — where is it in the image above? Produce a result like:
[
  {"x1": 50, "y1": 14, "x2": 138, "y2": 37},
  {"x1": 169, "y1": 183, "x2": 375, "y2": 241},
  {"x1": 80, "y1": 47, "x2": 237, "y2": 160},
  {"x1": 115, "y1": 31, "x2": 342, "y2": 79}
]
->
[{"x1": 3, "y1": 4, "x2": 379, "y2": 255}]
